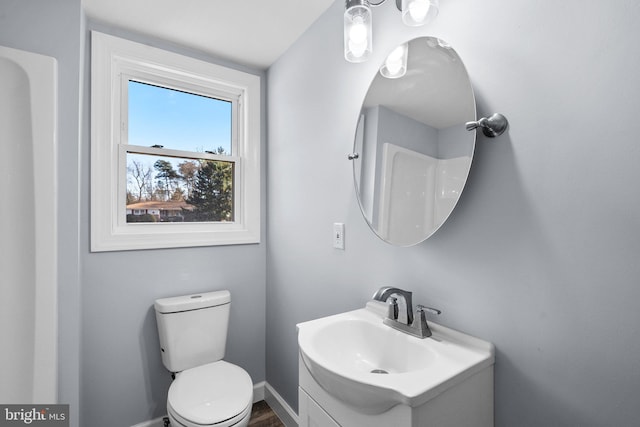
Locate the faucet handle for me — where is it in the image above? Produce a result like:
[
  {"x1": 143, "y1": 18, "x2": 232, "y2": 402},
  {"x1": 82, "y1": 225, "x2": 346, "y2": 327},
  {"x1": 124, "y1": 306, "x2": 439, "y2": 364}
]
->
[
  {"x1": 416, "y1": 305, "x2": 441, "y2": 316},
  {"x1": 411, "y1": 305, "x2": 441, "y2": 338}
]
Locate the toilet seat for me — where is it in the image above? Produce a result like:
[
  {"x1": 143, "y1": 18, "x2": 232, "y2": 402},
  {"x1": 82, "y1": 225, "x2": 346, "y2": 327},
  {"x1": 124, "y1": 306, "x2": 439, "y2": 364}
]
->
[{"x1": 167, "y1": 361, "x2": 253, "y2": 427}]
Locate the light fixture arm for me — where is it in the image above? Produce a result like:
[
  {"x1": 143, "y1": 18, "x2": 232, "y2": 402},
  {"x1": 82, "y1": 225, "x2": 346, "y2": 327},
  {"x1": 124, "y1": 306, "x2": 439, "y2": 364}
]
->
[
  {"x1": 367, "y1": 0, "x2": 402, "y2": 9},
  {"x1": 465, "y1": 113, "x2": 509, "y2": 138}
]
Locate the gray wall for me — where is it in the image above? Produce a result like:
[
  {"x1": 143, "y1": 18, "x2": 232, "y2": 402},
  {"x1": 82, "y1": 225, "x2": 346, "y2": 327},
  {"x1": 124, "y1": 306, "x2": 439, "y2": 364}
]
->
[
  {"x1": 266, "y1": 1, "x2": 640, "y2": 426},
  {"x1": 4, "y1": 0, "x2": 640, "y2": 426},
  {"x1": 78, "y1": 23, "x2": 267, "y2": 427},
  {"x1": 0, "y1": 1, "x2": 83, "y2": 425}
]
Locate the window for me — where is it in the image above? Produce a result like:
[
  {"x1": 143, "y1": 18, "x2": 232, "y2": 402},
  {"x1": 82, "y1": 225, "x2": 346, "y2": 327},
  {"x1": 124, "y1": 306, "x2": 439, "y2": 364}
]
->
[
  {"x1": 91, "y1": 32, "x2": 260, "y2": 251},
  {"x1": 125, "y1": 82, "x2": 234, "y2": 223}
]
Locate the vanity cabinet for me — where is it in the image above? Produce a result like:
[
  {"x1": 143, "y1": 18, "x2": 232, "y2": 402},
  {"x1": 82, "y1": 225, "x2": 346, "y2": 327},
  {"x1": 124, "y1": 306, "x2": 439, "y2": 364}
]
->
[
  {"x1": 299, "y1": 388, "x2": 340, "y2": 427},
  {"x1": 299, "y1": 353, "x2": 494, "y2": 427}
]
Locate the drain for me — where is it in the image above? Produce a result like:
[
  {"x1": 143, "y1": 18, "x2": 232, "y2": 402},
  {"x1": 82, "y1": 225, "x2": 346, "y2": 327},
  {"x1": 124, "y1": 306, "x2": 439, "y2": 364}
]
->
[{"x1": 370, "y1": 369, "x2": 389, "y2": 374}]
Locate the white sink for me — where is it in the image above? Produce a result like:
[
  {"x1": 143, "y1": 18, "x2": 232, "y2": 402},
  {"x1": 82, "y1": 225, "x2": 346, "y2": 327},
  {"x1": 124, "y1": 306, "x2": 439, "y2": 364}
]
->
[{"x1": 297, "y1": 304, "x2": 495, "y2": 414}]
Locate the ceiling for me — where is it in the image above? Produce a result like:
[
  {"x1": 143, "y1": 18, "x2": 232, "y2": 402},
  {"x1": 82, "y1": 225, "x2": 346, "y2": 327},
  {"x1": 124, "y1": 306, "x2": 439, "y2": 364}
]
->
[{"x1": 82, "y1": 0, "x2": 335, "y2": 70}]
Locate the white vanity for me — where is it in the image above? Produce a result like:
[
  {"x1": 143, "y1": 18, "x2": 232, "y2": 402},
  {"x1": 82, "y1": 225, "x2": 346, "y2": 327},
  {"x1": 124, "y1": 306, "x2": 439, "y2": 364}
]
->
[{"x1": 297, "y1": 303, "x2": 495, "y2": 427}]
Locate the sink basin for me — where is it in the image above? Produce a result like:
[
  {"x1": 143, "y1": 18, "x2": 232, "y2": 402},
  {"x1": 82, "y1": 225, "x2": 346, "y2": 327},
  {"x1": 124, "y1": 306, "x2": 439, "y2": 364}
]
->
[{"x1": 297, "y1": 304, "x2": 495, "y2": 414}]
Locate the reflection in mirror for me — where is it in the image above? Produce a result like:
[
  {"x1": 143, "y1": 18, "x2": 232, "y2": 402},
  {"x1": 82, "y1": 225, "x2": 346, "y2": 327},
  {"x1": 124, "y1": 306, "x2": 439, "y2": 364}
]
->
[{"x1": 353, "y1": 37, "x2": 476, "y2": 246}]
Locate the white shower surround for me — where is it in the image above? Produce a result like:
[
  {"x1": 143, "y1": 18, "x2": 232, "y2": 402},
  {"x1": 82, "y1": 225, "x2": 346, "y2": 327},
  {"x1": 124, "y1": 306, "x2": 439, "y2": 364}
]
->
[
  {"x1": 0, "y1": 45, "x2": 58, "y2": 403},
  {"x1": 378, "y1": 143, "x2": 471, "y2": 246}
]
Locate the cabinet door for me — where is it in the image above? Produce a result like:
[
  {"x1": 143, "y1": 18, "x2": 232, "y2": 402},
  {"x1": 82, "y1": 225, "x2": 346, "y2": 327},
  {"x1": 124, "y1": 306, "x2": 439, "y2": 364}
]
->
[{"x1": 299, "y1": 388, "x2": 341, "y2": 427}]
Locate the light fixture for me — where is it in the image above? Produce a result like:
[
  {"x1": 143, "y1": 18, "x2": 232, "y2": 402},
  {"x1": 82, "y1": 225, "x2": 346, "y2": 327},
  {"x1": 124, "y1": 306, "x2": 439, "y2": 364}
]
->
[
  {"x1": 344, "y1": 0, "x2": 373, "y2": 63},
  {"x1": 344, "y1": 0, "x2": 439, "y2": 64},
  {"x1": 402, "y1": 0, "x2": 439, "y2": 26}
]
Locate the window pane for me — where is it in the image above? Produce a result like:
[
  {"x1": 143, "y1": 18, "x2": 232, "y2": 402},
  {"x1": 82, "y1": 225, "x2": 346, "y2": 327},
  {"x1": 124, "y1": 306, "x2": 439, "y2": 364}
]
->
[
  {"x1": 128, "y1": 81, "x2": 232, "y2": 155},
  {"x1": 126, "y1": 153, "x2": 234, "y2": 223}
]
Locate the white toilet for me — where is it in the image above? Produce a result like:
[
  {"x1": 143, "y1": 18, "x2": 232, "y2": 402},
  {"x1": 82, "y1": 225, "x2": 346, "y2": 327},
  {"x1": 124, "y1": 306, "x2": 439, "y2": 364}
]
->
[{"x1": 154, "y1": 290, "x2": 253, "y2": 427}]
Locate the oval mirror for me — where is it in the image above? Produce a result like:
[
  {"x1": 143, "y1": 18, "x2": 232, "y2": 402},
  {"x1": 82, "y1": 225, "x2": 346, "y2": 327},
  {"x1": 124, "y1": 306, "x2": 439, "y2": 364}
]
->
[{"x1": 352, "y1": 36, "x2": 476, "y2": 246}]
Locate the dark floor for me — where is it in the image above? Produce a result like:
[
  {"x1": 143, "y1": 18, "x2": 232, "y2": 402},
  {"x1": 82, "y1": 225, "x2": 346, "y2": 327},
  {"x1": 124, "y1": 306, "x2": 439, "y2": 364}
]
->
[{"x1": 248, "y1": 401, "x2": 285, "y2": 427}]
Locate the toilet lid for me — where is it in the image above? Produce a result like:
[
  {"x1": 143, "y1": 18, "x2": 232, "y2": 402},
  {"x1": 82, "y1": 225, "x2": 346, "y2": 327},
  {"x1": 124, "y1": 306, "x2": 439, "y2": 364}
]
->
[{"x1": 168, "y1": 361, "x2": 253, "y2": 426}]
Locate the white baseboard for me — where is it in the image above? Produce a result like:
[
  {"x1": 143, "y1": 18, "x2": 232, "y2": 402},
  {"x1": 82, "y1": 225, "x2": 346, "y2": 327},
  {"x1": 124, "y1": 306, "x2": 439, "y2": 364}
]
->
[
  {"x1": 130, "y1": 381, "x2": 296, "y2": 427},
  {"x1": 253, "y1": 380, "x2": 266, "y2": 402},
  {"x1": 264, "y1": 382, "x2": 299, "y2": 427}
]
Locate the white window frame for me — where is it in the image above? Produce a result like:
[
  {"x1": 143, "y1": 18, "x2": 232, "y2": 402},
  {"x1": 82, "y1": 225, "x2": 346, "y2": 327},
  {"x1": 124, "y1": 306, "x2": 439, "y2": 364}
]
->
[{"x1": 91, "y1": 31, "x2": 260, "y2": 251}]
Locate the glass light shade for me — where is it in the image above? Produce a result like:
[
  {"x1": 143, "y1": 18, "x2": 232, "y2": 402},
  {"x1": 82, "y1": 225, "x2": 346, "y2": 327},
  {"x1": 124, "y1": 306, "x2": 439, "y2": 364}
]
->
[
  {"x1": 344, "y1": 0, "x2": 372, "y2": 63},
  {"x1": 379, "y1": 43, "x2": 408, "y2": 78},
  {"x1": 401, "y1": 0, "x2": 439, "y2": 27}
]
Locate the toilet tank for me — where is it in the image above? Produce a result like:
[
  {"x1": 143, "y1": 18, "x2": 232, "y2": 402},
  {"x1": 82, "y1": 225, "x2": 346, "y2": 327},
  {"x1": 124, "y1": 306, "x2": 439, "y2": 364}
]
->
[{"x1": 154, "y1": 290, "x2": 231, "y2": 373}]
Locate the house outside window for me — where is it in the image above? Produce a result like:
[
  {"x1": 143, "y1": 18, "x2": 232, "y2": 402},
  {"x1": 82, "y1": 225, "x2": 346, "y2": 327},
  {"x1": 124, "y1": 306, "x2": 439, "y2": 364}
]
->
[{"x1": 91, "y1": 32, "x2": 260, "y2": 251}]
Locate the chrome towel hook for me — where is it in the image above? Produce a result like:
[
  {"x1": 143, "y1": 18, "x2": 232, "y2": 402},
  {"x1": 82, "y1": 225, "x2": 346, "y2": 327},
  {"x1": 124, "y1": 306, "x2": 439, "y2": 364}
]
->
[{"x1": 465, "y1": 113, "x2": 509, "y2": 138}]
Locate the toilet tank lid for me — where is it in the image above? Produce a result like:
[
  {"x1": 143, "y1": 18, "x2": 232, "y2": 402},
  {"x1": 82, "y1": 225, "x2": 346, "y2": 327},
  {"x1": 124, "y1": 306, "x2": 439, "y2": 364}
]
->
[{"x1": 154, "y1": 290, "x2": 230, "y2": 314}]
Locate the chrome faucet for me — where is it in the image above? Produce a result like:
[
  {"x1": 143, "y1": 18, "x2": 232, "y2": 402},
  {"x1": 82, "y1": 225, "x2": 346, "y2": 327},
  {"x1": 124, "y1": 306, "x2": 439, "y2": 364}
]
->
[
  {"x1": 372, "y1": 286, "x2": 415, "y2": 324},
  {"x1": 372, "y1": 287, "x2": 441, "y2": 339}
]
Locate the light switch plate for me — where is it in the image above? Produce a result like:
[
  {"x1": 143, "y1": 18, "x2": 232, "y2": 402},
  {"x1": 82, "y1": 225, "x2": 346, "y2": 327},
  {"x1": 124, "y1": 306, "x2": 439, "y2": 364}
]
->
[{"x1": 333, "y1": 223, "x2": 345, "y2": 250}]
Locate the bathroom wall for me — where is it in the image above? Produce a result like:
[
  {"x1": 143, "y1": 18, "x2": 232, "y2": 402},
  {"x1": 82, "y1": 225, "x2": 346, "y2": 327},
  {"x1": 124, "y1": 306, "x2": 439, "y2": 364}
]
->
[
  {"x1": 266, "y1": 1, "x2": 640, "y2": 426},
  {"x1": 375, "y1": 105, "x2": 439, "y2": 157},
  {"x1": 0, "y1": 1, "x2": 82, "y2": 425},
  {"x1": 78, "y1": 24, "x2": 267, "y2": 427},
  {"x1": 3, "y1": 1, "x2": 639, "y2": 426}
]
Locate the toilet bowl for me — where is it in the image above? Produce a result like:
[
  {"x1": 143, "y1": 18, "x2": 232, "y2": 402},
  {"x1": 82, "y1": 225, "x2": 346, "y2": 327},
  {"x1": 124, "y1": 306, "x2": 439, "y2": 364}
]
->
[
  {"x1": 154, "y1": 291, "x2": 253, "y2": 427},
  {"x1": 167, "y1": 361, "x2": 253, "y2": 427}
]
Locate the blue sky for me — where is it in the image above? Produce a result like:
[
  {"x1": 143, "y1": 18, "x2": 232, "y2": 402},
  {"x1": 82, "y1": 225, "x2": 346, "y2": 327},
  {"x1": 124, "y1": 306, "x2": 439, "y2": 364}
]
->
[
  {"x1": 126, "y1": 81, "x2": 233, "y2": 198},
  {"x1": 128, "y1": 80, "x2": 232, "y2": 154}
]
